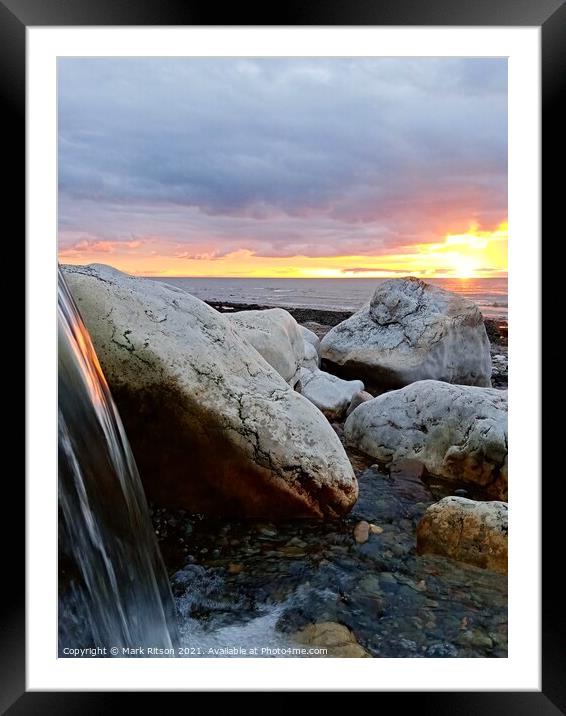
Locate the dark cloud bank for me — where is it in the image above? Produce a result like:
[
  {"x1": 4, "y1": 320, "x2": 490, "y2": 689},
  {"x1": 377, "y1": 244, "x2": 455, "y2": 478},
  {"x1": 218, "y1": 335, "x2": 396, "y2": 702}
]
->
[{"x1": 58, "y1": 58, "x2": 507, "y2": 260}]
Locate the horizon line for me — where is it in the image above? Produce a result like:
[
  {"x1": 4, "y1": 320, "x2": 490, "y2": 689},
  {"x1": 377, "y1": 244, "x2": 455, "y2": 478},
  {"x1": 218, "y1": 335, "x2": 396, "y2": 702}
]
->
[{"x1": 137, "y1": 274, "x2": 508, "y2": 280}]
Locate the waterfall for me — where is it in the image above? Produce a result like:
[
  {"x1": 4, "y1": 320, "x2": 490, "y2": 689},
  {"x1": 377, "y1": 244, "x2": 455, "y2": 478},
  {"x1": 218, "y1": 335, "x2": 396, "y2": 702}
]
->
[{"x1": 58, "y1": 269, "x2": 178, "y2": 655}]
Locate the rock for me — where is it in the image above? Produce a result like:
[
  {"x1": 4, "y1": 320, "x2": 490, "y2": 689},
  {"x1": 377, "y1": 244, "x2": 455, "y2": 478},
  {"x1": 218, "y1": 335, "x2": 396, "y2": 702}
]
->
[
  {"x1": 390, "y1": 458, "x2": 425, "y2": 480},
  {"x1": 458, "y1": 629, "x2": 494, "y2": 650},
  {"x1": 345, "y1": 390, "x2": 374, "y2": 417},
  {"x1": 302, "y1": 340, "x2": 320, "y2": 371},
  {"x1": 229, "y1": 307, "x2": 305, "y2": 386},
  {"x1": 294, "y1": 622, "x2": 371, "y2": 657},
  {"x1": 299, "y1": 321, "x2": 332, "y2": 342},
  {"x1": 389, "y1": 458, "x2": 431, "y2": 503},
  {"x1": 330, "y1": 422, "x2": 344, "y2": 438},
  {"x1": 299, "y1": 324, "x2": 321, "y2": 352},
  {"x1": 256, "y1": 524, "x2": 278, "y2": 538},
  {"x1": 368, "y1": 524, "x2": 384, "y2": 535},
  {"x1": 484, "y1": 318, "x2": 508, "y2": 345},
  {"x1": 228, "y1": 563, "x2": 244, "y2": 575},
  {"x1": 62, "y1": 264, "x2": 358, "y2": 518},
  {"x1": 279, "y1": 545, "x2": 307, "y2": 557},
  {"x1": 417, "y1": 497, "x2": 508, "y2": 574},
  {"x1": 490, "y1": 348, "x2": 508, "y2": 389},
  {"x1": 353, "y1": 520, "x2": 370, "y2": 543},
  {"x1": 320, "y1": 277, "x2": 492, "y2": 389},
  {"x1": 425, "y1": 642, "x2": 459, "y2": 658},
  {"x1": 297, "y1": 368, "x2": 364, "y2": 421},
  {"x1": 344, "y1": 380, "x2": 507, "y2": 499}
]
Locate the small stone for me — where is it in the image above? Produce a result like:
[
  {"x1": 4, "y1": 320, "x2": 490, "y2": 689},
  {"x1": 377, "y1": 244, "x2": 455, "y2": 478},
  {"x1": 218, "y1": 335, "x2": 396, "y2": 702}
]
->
[
  {"x1": 294, "y1": 622, "x2": 371, "y2": 658},
  {"x1": 286, "y1": 536, "x2": 306, "y2": 548},
  {"x1": 390, "y1": 459, "x2": 425, "y2": 480},
  {"x1": 228, "y1": 563, "x2": 244, "y2": 574},
  {"x1": 279, "y1": 545, "x2": 307, "y2": 557},
  {"x1": 425, "y1": 642, "x2": 459, "y2": 658},
  {"x1": 368, "y1": 524, "x2": 384, "y2": 535},
  {"x1": 379, "y1": 572, "x2": 397, "y2": 584},
  {"x1": 353, "y1": 521, "x2": 370, "y2": 543},
  {"x1": 256, "y1": 524, "x2": 278, "y2": 538},
  {"x1": 458, "y1": 629, "x2": 494, "y2": 650},
  {"x1": 346, "y1": 390, "x2": 374, "y2": 417}
]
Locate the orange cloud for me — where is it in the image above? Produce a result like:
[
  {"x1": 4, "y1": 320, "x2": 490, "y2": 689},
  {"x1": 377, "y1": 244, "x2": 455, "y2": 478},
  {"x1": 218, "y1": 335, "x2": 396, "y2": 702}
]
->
[
  {"x1": 59, "y1": 238, "x2": 144, "y2": 257},
  {"x1": 59, "y1": 221, "x2": 507, "y2": 279}
]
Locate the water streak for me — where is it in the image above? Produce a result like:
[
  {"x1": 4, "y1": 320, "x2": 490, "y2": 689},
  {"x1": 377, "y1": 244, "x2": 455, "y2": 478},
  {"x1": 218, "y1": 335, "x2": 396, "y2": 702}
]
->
[{"x1": 58, "y1": 269, "x2": 178, "y2": 654}]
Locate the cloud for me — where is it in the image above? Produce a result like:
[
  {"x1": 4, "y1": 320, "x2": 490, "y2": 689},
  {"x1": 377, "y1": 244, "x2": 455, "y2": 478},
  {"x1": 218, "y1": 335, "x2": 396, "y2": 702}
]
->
[
  {"x1": 59, "y1": 236, "x2": 145, "y2": 256},
  {"x1": 58, "y1": 58, "x2": 507, "y2": 263},
  {"x1": 341, "y1": 267, "x2": 410, "y2": 275}
]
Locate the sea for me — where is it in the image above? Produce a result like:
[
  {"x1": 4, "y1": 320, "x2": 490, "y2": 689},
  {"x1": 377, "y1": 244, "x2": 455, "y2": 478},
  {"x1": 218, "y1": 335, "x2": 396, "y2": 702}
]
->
[{"x1": 150, "y1": 277, "x2": 508, "y2": 320}]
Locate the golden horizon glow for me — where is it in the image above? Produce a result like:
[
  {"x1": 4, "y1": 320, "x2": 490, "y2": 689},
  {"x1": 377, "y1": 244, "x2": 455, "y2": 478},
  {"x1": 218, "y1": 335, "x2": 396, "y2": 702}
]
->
[{"x1": 59, "y1": 221, "x2": 507, "y2": 279}]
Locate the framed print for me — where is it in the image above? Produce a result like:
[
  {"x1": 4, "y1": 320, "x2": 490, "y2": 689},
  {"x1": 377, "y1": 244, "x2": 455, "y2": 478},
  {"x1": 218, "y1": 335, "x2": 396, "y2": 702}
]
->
[{"x1": 6, "y1": 0, "x2": 561, "y2": 709}]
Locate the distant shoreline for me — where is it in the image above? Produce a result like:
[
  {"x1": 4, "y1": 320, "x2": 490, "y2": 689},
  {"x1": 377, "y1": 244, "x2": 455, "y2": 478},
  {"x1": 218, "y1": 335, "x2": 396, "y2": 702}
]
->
[
  {"x1": 149, "y1": 275, "x2": 508, "y2": 322},
  {"x1": 205, "y1": 300, "x2": 508, "y2": 340}
]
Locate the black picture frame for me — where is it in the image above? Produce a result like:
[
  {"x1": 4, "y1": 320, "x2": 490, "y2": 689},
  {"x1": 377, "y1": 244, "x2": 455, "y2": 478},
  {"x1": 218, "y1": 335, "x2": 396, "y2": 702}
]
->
[{"x1": 7, "y1": 0, "x2": 560, "y2": 709}]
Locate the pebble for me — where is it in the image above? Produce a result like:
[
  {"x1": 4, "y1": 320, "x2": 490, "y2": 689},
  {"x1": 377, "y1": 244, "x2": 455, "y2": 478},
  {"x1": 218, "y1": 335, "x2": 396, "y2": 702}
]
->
[
  {"x1": 256, "y1": 524, "x2": 278, "y2": 538},
  {"x1": 458, "y1": 629, "x2": 494, "y2": 650},
  {"x1": 454, "y1": 488, "x2": 468, "y2": 497},
  {"x1": 353, "y1": 521, "x2": 370, "y2": 543},
  {"x1": 279, "y1": 545, "x2": 307, "y2": 557},
  {"x1": 379, "y1": 572, "x2": 397, "y2": 584},
  {"x1": 228, "y1": 563, "x2": 244, "y2": 575},
  {"x1": 369, "y1": 524, "x2": 384, "y2": 535},
  {"x1": 425, "y1": 642, "x2": 459, "y2": 658}
]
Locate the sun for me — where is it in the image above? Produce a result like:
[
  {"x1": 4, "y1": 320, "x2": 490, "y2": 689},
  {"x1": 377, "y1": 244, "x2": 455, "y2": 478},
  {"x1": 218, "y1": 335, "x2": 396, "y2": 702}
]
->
[{"x1": 451, "y1": 254, "x2": 477, "y2": 279}]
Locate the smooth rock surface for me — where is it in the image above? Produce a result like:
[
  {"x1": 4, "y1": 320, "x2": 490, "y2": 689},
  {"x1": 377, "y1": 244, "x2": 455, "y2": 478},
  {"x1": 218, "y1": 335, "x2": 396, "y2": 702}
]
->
[
  {"x1": 320, "y1": 277, "x2": 491, "y2": 389},
  {"x1": 353, "y1": 521, "x2": 370, "y2": 544},
  {"x1": 62, "y1": 264, "x2": 358, "y2": 518},
  {"x1": 417, "y1": 497, "x2": 508, "y2": 573},
  {"x1": 302, "y1": 340, "x2": 320, "y2": 372},
  {"x1": 297, "y1": 368, "x2": 364, "y2": 421},
  {"x1": 229, "y1": 308, "x2": 305, "y2": 386},
  {"x1": 345, "y1": 390, "x2": 374, "y2": 417},
  {"x1": 344, "y1": 380, "x2": 507, "y2": 499},
  {"x1": 294, "y1": 622, "x2": 370, "y2": 657},
  {"x1": 300, "y1": 324, "x2": 321, "y2": 351}
]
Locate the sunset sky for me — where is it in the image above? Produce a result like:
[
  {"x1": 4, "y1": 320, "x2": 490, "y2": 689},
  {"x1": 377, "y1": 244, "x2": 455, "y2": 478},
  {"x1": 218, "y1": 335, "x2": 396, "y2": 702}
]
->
[{"x1": 58, "y1": 58, "x2": 507, "y2": 279}]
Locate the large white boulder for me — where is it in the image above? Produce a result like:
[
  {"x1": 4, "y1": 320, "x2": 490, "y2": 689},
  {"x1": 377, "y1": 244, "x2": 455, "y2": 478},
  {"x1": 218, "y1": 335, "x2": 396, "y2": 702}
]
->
[
  {"x1": 229, "y1": 308, "x2": 305, "y2": 386},
  {"x1": 344, "y1": 380, "x2": 507, "y2": 499},
  {"x1": 320, "y1": 277, "x2": 491, "y2": 389},
  {"x1": 62, "y1": 264, "x2": 358, "y2": 518},
  {"x1": 297, "y1": 368, "x2": 364, "y2": 421},
  {"x1": 417, "y1": 497, "x2": 508, "y2": 574}
]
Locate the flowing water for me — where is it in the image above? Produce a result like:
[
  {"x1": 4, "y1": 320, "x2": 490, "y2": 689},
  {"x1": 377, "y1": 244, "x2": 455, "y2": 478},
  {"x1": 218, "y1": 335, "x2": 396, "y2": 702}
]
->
[
  {"x1": 155, "y1": 453, "x2": 507, "y2": 658},
  {"x1": 58, "y1": 270, "x2": 178, "y2": 655}
]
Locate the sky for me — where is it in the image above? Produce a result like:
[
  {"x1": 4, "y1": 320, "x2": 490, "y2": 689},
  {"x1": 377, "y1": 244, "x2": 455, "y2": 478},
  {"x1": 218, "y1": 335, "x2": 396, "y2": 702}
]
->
[{"x1": 58, "y1": 58, "x2": 507, "y2": 278}]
